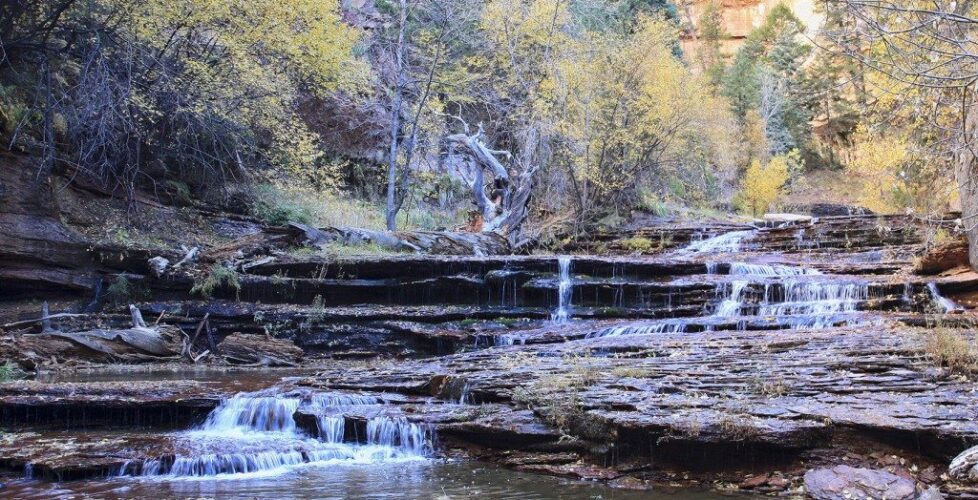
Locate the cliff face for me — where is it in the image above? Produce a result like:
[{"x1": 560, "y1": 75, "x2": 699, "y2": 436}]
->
[{"x1": 680, "y1": 0, "x2": 821, "y2": 58}]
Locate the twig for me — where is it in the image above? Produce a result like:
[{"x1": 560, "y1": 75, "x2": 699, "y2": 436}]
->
[{"x1": 2, "y1": 313, "x2": 87, "y2": 330}]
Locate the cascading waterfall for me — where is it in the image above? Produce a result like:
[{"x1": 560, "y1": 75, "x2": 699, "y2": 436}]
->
[
  {"x1": 682, "y1": 230, "x2": 755, "y2": 253},
  {"x1": 551, "y1": 256, "x2": 573, "y2": 324},
  {"x1": 202, "y1": 395, "x2": 300, "y2": 432},
  {"x1": 587, "y1": 320, "x2": 687, "y2": 338},
  {"x1": 589, "y1": 261, "x2": 873, "y2": 338},
  {"x1": 133, "y1": 391, "x2": 431, "y2": 478},
  {"x1": 928, "y1": 282, "x2": 961, "y2": 313},
  {"x1": 728, "y1": 262, "x2": 821, "y2": 276}
]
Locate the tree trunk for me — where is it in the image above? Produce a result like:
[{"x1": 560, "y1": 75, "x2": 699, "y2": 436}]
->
[
  {"x1": 958, "y1": 91, "x2": 978, "y2": 271},
  {"x1": 385, "y1": 0, "x2": 408, "y2": 231}
]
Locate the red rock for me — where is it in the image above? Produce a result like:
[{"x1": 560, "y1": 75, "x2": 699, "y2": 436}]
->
[
  {"x1": 740, "y1": 473, "x2": 770, "y2": 489},
  {"x1": 804, "y1": 465, "x2": 916, "y2": 500}
]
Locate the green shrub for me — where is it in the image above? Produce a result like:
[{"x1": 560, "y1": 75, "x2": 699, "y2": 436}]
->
[
  {"x1": 251, "y1": 184, "x2": 312, "y2": 226},
  {"x1": 0, "y1": 361, "x2": 17, "y2": 382},
  {"x1": 621, "y1": 237, "x2": 653, "y2": 253},
  {"x1": 106, "y1": 275, "x2": 150, "y2": 306},
  {"x1": 191, "y1": 265, "x2": 242, "y2": 299}
]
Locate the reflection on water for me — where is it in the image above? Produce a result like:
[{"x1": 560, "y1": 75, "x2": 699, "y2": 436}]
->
[{"x1": 3, "y1": 460, "x2": 739, "y2": 499}]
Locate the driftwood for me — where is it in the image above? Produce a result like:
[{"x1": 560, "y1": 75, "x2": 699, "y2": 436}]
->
[
  {"x1": 2, "y1": 312, "x2": 87, "y2": 330},
  {"x1": 172, "y1": 246, "x2": 199, "y2": 269},
  {"x1": 445, "y1": 127, "x2": 536, "y2": 246},
  {"x1": 0, "y1": 304, "x2": 182, "y2": 368}
]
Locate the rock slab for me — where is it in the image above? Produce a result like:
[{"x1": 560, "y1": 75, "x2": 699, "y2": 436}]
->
[{"x1": 804, "y1": 465, "x2": 916, "y2": 500}]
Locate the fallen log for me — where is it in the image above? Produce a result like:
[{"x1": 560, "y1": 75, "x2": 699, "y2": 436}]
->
[{"x1": 217, "y1": 333, "x2": 303, "y2": 367}]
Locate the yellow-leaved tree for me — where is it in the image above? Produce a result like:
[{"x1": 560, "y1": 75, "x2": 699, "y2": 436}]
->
[
  {"x1": 737, "y1": 154, "x2": 790, "y2": 217},
  {"x1": 532, "y1": 14, "x2": 737, "y2": 220},
  {"x1": 79, "y1": 0, "x2": 366, "y2": 191}
]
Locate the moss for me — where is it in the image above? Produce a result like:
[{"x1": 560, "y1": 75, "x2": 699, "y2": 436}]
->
[{"x1": 620, "y1": 237, "x2": 654, "y2": 253}]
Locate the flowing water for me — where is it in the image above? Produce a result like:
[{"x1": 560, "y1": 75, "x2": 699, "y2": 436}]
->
[
  {"x1": 4, "y1": 461, "x2": 736, "y2": 499},
  {"x1": 120, "y1": 390, "x2": 432, "y2": 479},
  {"x1": 682, "y1": 230, "x2": 755, "y2": 253},
  {"x1": 550, "y1": 256, "x2": 573, "y2": 324},
  {"x1": 928, "y1": 282, "x2": 961, "y2": 313},
  {"x1": 6, "y1": 220, "x2": 958, "y2": 498}
]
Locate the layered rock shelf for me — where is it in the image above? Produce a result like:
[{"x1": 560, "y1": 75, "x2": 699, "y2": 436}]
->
[{"x1": 2, "y1": 208, "x2": 977, "y2": 497}]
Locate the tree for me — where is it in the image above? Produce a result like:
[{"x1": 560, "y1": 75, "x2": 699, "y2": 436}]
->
[
  {"x1": 722, "y1": 4, "x2": 812, "y2": 160},
  {"x1": 827, "y1": 0, "x2": 978, "y2": 269},
  {"x1": 696, "y1": 0, "x2": 727, "y2": 88},
  {"x1": 2, "y1": 0, "x2": 363, "y2": 199},
  {"x1": 737, "y1": 154, "x2": 790, "y2": 217}
]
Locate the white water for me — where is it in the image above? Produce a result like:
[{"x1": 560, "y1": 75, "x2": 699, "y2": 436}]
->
[
  {"x1": 928, "y1": 282, "x2": 961, "y2": 313},
  {"x1": 551, "y1": 257, "x2": 573, "y2": 324},
  {"x1": 589, "y1": 261, "x2": 872, "y2": 338},
  {"x1": 728, "y1": 262, "x2": 821, "y2": 276},
  {"x1": 134, "y1": 392, "x2": 431, "y2": 479},
  {"x1": 682, "y1": 230, "x2": 755, "y2": 253},
  {"x1": 588, "y1": 321, "x2": 687, "y2": 338}
]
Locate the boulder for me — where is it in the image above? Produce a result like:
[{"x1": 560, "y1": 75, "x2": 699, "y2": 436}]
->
[
  {"x1": 915, "y1": 238, "x2": 970, "y2": 275},
  {"x1": 950, "y1": 445, "x2": 978, "y2": 483},
  {"x1": 803, "y1": 465, "x2": 916, "y2": 500}
]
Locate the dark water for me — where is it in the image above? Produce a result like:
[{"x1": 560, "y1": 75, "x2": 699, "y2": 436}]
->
[{"x1": 3, "y1": 461, "x2": 737, "y2": 499}]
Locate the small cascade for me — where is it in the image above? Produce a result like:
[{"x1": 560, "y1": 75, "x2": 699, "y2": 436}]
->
[
  {"x1": 728, "y1": 262, "x2": 820, "y2": 276},
  {"x1": 135, "y1": 391, "x2": 431, "y2": 478},
  {"x1": 202, "y1": 395, "x2": 300, "y2": 433},
  {"x1": 588, "y1": 321, "x2": 687, "y2": 338},
  {"x1": 715, "y1": 281, "x2": 748, "y2": 317},
  {"x1": 495, "y1": 333, "x2": 528, "y2": 346},
  {"x1": 928, "y1": 282, "x2": 961, "y2": 313},
  {"x1": 366, "y1": 417, "x2": 430, "y2": 455},
  {"x1": 551, "y1": 257, "x2": 573, "y2": 324},
  {"x1": 682, "y1": 230, "x2": 755, "y2": 253}
]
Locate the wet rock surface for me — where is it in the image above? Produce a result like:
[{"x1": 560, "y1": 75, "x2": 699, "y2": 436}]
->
[
  {"x1": 2, "y1": 207, "x2": 978, "y2": 495},
  {"x1": 803, "y1": 465, "x2": 916, "y2": 500}
]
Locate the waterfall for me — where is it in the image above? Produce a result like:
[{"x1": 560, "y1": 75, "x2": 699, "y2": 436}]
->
[
  {"x1": 587, "y1": 320, "x2": 687, "y2": 338},
  {"x1": 728, "y1": 262, "x2": 820, "y2": 276},
  {"x1": 201, "y1": 395, "x2": 301, "y2": 433},
  {"x1": 495, "y1": 333, "x2": 528, "y2": 346},
  {"x1": 928, "y1": 282, "x2": 961, "y2": 313},
  {"x1": 135, "y1": 391, "x2": 432, "y2": 478},
  {"x1": 715, "y1": 281, "x2": 748, "y2": 317},
  {"x1": 682, "y1": 230, "x2": 755, "y2": 253},
  {"x1": 551, "y1": 257, "x2": 573, "y2": 324}
]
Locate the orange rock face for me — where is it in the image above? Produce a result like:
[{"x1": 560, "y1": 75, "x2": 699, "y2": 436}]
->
[{"x1": 680, "y1": 0, "x2": 821, "y2": 60}]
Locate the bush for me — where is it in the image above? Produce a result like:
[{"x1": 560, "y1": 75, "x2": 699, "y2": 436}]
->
[
  {"x1": 621, "y1": 237, "x2": 654, "y2": 253},
  {"x1": 0, "y1": 361, "x2": 17, "y2": 382},
  {"x1": 191, "y1": 265, "x2": 242, "y2": 299},
  {"x1": 925, "y1": 328, "x2": 976, "y2": 375},
  {"x1": 251, "y1": 186, "x2": 313, "y2": 226}
]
